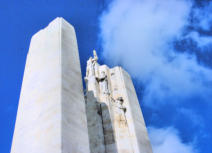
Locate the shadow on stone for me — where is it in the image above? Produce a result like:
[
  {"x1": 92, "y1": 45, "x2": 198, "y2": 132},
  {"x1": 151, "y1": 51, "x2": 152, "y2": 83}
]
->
[{"x1": 85, "y1": 91, "x2": 118, "y2": 153}]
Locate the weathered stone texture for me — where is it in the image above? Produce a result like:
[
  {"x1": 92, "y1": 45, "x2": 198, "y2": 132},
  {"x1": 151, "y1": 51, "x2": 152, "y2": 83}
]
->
[
  {"x1": 11, "y1": 17, "x2": 90, "y2": 153},
  {"x1": 11, "y1": 18, "x2": 152, "y2": 153},
  {"x1": 85, "y1": 52, "x2": 153, "y2": 153},
  {"x1": 114, "y1": 67, "x2": 153, "y2": 153},
  {"x1": 85, "y1": 91, "x2": 105, "y2": 153}
]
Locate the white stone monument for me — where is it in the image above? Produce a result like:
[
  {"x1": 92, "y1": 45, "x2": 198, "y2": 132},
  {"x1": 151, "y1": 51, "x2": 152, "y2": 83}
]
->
[
  {"x1": 85, "y1": 51, "x2": 153, "y2": 153},
  {"x1": 11, "y1": 18, "x2": 153, "y2": 153},
  {"x1": 11, "y1": 18, "x2": 90, "y2": 153}
]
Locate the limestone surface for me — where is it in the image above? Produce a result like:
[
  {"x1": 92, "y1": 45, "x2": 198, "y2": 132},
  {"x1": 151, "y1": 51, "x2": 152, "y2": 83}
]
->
[
  {"x1": 11, "y1": 17, "x2": 90, "y2": 153},
  {"x1": 11, "y1": 18, "x2": 153, "y2": 153},
  {"x1": 85, "y1": 52, "x2": 153, "y2": 153}
]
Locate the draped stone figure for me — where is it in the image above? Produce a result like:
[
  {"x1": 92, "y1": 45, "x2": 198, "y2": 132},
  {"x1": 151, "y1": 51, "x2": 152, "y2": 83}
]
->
[
  {"x1": 114, "y1": 97, "x2": 127, "y2": 123},
  {"x1": 86, "y1": 50, "x2": 99, "y2": 78},
  {"x1": 98, "y1": 71, "x2": 109, "y2": 94},
  {"x1": 92, "y1": 50, "x2": 99, "y2": 78},
  {"x1": 86, "y1": 57, "x2": 95, "y2": 77},
  {"x1": 92, "y1": 50, "x2": 98, "y2": 63}
]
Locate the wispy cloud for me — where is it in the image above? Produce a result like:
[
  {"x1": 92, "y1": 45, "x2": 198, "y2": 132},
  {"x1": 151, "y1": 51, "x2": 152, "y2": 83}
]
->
[
  {"x1": 99, "y1": 0, "x2": 212, "y2": 107},
  {"x1": 99, "y1": 0, "x2": 212, "y2": 152},
  {"x1": 185, "y1": 31, "x2": 212, "y2": 49},
  {"x1": 192, "y1": 2, "x2": 212, "y2": 31},
  {"x1": 149, "y1": 127, "x2": 197, "y2": 153},
  {"x1": 183, "y1": 2, "x2": 212, "y2": 51}
]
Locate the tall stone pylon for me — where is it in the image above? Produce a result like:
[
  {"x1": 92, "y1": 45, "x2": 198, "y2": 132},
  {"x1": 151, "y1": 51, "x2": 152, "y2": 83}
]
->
[
  {"x1": 11, "y1": 18, "x2": 90, "y2": 153},
  {"x1": 85, "y1": 51, "x2": 153, "y2": 153}
]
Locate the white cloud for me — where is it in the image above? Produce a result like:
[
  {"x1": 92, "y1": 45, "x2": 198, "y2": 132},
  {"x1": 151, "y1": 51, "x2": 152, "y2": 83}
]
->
[
  {"x1": 193, "y1": 2, "x2": 212, "y2": 31},
  {"x1": 99, "y1": 0, "x2": 212, "y2": 107},
  {"x1": 186, "y1": 31, "x2": 212, "y2": 48},
  {"x1": 148, "y1": 127, "x2": 197, "y2": 153},
  {"x1": 184, "y1": 2, "x2": 212, "y2": 50},
  {"x1": 178, "y1": 108, "x2": 204, "y2": 128}
]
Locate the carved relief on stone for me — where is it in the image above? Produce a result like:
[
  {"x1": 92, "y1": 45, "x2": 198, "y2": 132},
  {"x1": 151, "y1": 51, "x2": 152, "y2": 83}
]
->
[
  {"x1": 115, "y1": 97, "x2": 126, "y2": 113},
  {"x1": 92, "y1": 50, "x2": 98, "y2": 63},
  {"x1": 98, "y1": 71, "x2": 110, "y2": 95},
  {"x1": 113, "y1": 97, "x2": 127, "y2": 126},
  {"x1": 86, "y1": 57, "x2": 95, "y2": 77},
  {"x1": 92, "y1": 50, "x2": 99, "y2": 78},
  {"x1": 86, "y1": 50, "x2": 99, "y2": 78}
]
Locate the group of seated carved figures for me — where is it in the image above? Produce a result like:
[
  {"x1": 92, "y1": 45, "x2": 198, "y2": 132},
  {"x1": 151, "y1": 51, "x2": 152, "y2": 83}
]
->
[{"x1": 86, "y1": 50, "x2": 127, "y2": 117}]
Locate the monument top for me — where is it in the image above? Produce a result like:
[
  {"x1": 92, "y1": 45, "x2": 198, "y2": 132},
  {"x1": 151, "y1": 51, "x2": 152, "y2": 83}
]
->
[
  {"x1": 11, "y1": 17, "x2": 153, "y2": 153},
  {"x1": 31, "y1": 17, "x2": 74, "y2": 43}
]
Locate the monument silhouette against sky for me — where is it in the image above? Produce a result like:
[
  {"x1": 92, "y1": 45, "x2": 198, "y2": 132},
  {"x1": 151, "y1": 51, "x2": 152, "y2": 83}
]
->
[{"x1": 11, "y1": 17, "x2": 153, "y2": 153}]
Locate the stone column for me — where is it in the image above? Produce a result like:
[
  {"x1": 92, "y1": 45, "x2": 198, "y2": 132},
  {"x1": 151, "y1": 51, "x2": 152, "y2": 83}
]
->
[
  {"x1": 110, "y1": 67, "x2": 153, "y2": 153},
  {"x1": 11, "y1": 18, "x2": 90, "y2": 153}
]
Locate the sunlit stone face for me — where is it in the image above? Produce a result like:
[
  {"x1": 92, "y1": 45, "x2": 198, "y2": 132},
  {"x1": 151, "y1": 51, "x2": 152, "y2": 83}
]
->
[{"x1": 11, "y1": 18, "x2": 90, "y2": 153}]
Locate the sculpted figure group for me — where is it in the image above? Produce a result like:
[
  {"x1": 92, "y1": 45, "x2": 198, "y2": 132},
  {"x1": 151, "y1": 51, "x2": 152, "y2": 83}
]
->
[
  {"x1": 86, "y1": 50, "x2": 110, "y2": 95},
  {"x1": 86, "y1": 50, "x2": 127, "y2": 122},
  {"x1": 86, "y1": 50, "x2": 99, "y2": 77},
  {"x1": 86, "y1": 50, "x2": 98, "y2": 77},
  {"x1": 98, "y1": 71, "x2": 109, "y2": 94}
]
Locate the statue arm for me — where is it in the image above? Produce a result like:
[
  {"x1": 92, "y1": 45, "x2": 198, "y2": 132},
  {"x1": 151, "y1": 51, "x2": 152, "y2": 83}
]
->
[{"x1": 86, "y1": 66, "x2": 89, "y2": 77}]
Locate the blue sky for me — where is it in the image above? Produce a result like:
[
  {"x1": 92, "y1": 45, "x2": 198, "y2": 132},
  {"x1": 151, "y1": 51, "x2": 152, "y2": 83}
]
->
[{"x1": 0, "y1": 0, "x2": 211, "y2": 153}]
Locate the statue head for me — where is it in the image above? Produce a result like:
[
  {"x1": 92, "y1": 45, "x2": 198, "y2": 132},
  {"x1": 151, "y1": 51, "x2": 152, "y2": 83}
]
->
[
  {"x1": 100, "y1": 71, "x2": 106, "y2": 78},
  {"x1": 87, "y1": 57, "x2": 92, "y2": 64},
  {"x1": 93, "y1": 49, "x2": 98, "y2": 62},
  {"x1": 117, "y1": 97, "x2": 124, "y2": 105}
]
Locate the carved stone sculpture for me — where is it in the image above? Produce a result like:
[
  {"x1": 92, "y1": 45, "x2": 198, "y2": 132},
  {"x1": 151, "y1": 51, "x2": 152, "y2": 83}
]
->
[
  {"x1": 86, "y1": 57, "x2": 95, "y2": 77},
  {"x1": 11, "y1": 18, "x2": 153, "y2": 153},
  {"x1": 113, "y1": 97, "x2": 126, "y2": 126},
  {"x1": 92, "y1": 50, "x2": 98, "y2": 63},
  {"x1": 98, "y1": 71, "x2": 110, "y2": 94},
  {"x1": 86, "y1": 50, "x2": 99, "y2": 78},
  {"x1": 92, "y1": 50, "x2": 99, "y2": 78},
  {"x1": 116, "y1": 97, "x2": 126, "y2": 113}
]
